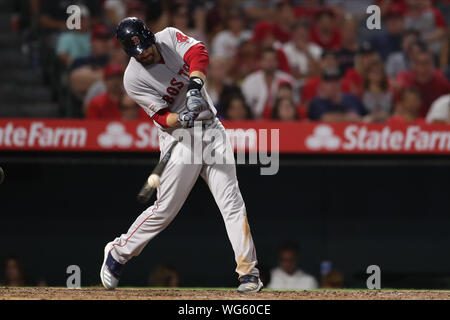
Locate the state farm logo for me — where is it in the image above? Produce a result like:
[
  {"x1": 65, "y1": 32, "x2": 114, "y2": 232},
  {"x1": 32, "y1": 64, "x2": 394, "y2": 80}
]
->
[
  {"x1": 98, "y1": 122, "x2": 133, "y2": 148},
  {"x1": 306, "y1": 125, "x2": 341, "y2": 150}
]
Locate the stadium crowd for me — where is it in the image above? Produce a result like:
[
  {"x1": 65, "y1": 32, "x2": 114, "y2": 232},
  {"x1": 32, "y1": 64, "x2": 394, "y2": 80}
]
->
[{"x1": 10, "y1": 0, "x2": 450, "y2": 123}]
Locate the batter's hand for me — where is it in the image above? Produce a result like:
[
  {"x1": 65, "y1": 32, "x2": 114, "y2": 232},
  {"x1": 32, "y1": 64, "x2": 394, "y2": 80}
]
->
[
  {"x1": 177, "y1": 111, "x2": 197, "y2": 128},
  {"x1": 186, "y1": 89, "x2": 207, "y2": 114}
]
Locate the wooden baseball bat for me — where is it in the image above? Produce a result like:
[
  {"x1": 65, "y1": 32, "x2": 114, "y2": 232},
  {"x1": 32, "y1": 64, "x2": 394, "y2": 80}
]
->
[{"x1": 136, "y1": 139, "x2": 180, "y2": 204}]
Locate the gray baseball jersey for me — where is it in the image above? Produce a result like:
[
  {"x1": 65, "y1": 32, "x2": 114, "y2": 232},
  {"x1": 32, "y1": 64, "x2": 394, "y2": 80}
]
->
[
  {"x1": 108, "y1": 27, "x2": 260, "y2": 281},
  {"x1": 124, "y1": 27, "x2": 216, "y2": 129}
]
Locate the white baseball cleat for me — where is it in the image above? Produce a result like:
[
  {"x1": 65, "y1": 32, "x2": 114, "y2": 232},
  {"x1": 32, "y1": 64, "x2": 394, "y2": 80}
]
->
[
  {"x1": 237, "y1": 275, "x2": 264, "y2": 293},
  {"x1": 100, "y1": 242, "x2": 123, "y2": 290}
]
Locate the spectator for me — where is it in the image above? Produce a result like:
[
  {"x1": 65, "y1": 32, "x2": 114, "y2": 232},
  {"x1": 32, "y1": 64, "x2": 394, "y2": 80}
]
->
[
  {"x1": 426, "y1": 94, "x2": 450, "y2": 123},
  {"x1": 277, "y1": 81, "x2": 299, "y2": 104},
  {"x1": 70, "y1": 25, "x2": 115, "y2": 71},
  {"x1": 362, "y1": 61, "x2": 393, "y2": 123},
  {"x1": 1, "y1": 256, "x2": 25, "y2": 287},
  {"x1": 229, "y1": 40, "x2": 260, "y2": 83},
  {"x1": 169, "y1": 3, "x2": 207, "y2": 45},
  {"x1": 301, "y1": 50, "x2": 339, "y2": 106},
  {"x1": 206, "y1": 57, "x2": 242, "y2": 111},
  {"x1": 335, "y1": 15, "x2": 358, "y2": 75},
  {"x1": 84, "y1": 81, "x2": 107, "y2": 115},
  {"x1": 282, "y1": 21, "x2": 322, "y2": 84},
  {"x1": 125, "y1": 0, "x2": 148, "y2": 23},
  {"x1": 376, "y1": 0, "x2": 407, "y2": 16},
  {"x1": 389, "y1": 87, "x2": 424, "y2": 123},
  {"x1": 395, "y1": 50, "x2": 450, "y2": 117},
  {"x1": 221, "y1": 95, "x2": 253, "y2": 121},
  {"x1": 81, "y1": 45, "x2": 129, "y2": 110},
  {"x1": 86, "y1": 64, "x2": 125, "y2": 119},
  {"x1": 323, "y1": 0, "x2": 373, "y2": 23},
  {"x1": 342, "y1": 42, "x2": 380, "y2": 97},
  {"x1": 211, "y1": 8, "x2": 252, "y2": 60},
  {"x1": 241, "y1": 47, "x2": 295, "y2": 119},
  {"x1": 276, "y1": 82, "x2": 306, "y2": 118},
  {"x1": 321, "y1": 270, "x2": 344, "y2": 289},
  {"x1": 70, "y1": 25, "x2": 116, "y2": 101},
  {"x1": 310, "y1": 8, "x2": 341, "y2": 50},
  {"x1": 369, "y1": 8, "x2": 405, "y2": 60},
  {"x1": 240, "y1": 0, "x2": 276, "y2": 26},
  {"x1": 271, "y1": 98, "x2": 300, "y2": 121},
  {"x1": 309, "y1": 69, "x2": 366, "y2": 122},
  {"x1": 120, "y1": 94, "x2": 145, "y2": 120},
  {"x1": 251, "y1": 21, "x2": 292, "y2": 74},
  {"x1": 273, "y1": 0, "x2": 297, "y2": 44},
  {"x1": 294, "y1": 0, "x2": 322, "y2": 22},
  {"x1": 104, "y1": 0, "x2": 147, "y2": 27},
  {"x1": 403, "y1": 0, "x2": 447, "y2": 56},
  {"x1": 267, "y1": 242, "x2": 318, "y2": 290},
  {"x1": 148, "y1": 264, "x2": 180, "y2": 287},
  {"x1": 55, "y1": 5, "x2": 91, "y2": 67},
  {"x1": 386, "y1": 30, "x2": 422, "y2": 78},
  {"x1": 206, "y1": 0, "x2": 233, "y2": 38},
  {"x1": 103, "y1": 0, "x2": 127, "y2": 26}
]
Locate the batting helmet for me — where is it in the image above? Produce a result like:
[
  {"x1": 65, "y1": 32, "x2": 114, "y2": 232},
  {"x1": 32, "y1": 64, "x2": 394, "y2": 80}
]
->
[{"x1": 116, "y1": 17, "x2": 156, "y2": 57}]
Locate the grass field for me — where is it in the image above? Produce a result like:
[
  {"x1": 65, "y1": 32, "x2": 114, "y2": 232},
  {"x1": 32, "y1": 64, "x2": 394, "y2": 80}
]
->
[{"x1": 0, "y1": 287, "x2": 449, "y2": 300}]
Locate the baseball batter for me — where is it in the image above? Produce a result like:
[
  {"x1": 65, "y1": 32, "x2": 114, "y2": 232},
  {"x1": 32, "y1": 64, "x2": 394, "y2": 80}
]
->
[{"x1": 100, "y1": 17, "x2": 263, "y2": 293}]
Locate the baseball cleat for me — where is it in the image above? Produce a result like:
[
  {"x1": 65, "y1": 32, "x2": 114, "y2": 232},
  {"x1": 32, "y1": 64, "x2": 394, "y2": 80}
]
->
[
  {"x1": 237, "y1": 275, "x2": 263, "y2": 293},
  {"x1": 100, "y1": 242, "x2": 124, "y2": 290}
]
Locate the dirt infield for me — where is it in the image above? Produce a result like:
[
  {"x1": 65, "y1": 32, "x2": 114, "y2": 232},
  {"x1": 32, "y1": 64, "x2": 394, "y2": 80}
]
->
[{"x1": 0, "y1": 287, "x2": 449, "y2": 300}]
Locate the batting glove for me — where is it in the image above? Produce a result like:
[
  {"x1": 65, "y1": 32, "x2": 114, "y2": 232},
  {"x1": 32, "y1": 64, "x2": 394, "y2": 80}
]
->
[
  {"x1": 177, "y1": 111, "x2": 197, "y2": 128},
  {"x1": 186, "y1": 89, "x2": 207, "y2": 114}
]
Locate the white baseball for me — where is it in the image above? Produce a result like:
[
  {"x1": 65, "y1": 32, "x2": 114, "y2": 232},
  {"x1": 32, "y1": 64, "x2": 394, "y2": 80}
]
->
[{"x1": 147, "y1": 174, "x2": 161, "y2": 188}]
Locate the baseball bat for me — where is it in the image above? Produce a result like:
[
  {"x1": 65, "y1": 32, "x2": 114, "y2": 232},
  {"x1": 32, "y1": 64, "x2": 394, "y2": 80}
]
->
[{"x1": 136, "y1": 139, "x2": 180, "y2": 204}]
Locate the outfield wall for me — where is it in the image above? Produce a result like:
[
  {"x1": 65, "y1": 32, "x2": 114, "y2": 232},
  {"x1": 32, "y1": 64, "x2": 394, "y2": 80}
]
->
[{"x1": 1, "y1": 154, "x2": 450, "y2": 288}]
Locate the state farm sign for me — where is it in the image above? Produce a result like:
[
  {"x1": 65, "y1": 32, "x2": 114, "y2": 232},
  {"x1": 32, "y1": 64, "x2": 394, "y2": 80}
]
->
[
  {"x1": 304, "y1": 124, "x2": 450, "y2": 152},
  {"x1": 0, "y1": 120, "x2": 160, "y2": 151},
  {"x1": 0, "y1": 121, "x2": 87, "y2": 148},
  {"x1": 1, "y1": 119, "x2": 449, "y2": 154}
]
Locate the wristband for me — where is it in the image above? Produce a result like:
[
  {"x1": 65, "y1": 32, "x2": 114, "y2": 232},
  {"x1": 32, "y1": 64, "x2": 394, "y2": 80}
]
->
[{"x1": 187, "y1": 76, "x2": 204, "y2": 91}]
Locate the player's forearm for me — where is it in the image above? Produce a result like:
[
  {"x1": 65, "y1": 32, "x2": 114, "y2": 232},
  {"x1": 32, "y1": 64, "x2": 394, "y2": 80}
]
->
[
  {"x1": 190, "y1": 71, "x2": 206, "y2": 83},
  {"x1": 152, "y1": 109, "x2": 180, "y2": 128}
]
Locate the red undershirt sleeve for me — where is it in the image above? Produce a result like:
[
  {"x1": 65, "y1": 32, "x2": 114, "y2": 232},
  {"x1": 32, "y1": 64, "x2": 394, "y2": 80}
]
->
[
  {"x1": 183, "y1": 43, "x2": 210, "y2": 76},
  {"x1": 151, "y1": 108, "x2": 170, "y2": 128}
]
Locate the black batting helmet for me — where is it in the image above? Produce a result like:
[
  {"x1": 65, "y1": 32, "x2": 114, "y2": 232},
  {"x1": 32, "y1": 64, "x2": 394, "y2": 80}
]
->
[{"x1": 116, "y1": 17, "x2": 155, "y2": 57}]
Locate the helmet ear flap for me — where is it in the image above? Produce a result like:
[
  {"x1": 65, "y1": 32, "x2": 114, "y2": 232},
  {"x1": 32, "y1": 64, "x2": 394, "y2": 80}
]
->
[
  {"x1": 151, "y1": 32, "x2": 156, "y2": 45},
  {"x1": 145, "y1": 28, "x2": 156, "y2": 46}
]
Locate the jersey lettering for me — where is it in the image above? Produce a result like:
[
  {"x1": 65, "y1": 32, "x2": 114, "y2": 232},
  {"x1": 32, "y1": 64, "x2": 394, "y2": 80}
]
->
[
  {"x1": 178, "y1": 64, "x2": 190, "y2": 78},
  {"x1": 163, "y1": 77, "x2": 185, "y2": 104},
  {"x1": 170, "y1": 78, "x2": 184, "y2": 89}
]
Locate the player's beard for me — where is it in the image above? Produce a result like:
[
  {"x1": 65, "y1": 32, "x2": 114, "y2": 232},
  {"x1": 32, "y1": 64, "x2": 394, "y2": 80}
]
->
[{"x1": 137, "y1": 45, "x2": 159, "y2": 66}]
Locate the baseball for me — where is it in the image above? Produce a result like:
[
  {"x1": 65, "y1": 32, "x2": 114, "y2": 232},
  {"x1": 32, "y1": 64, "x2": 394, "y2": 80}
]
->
[{"x1": 147, "y1": 174, "x2": 161, "y2": 188}]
